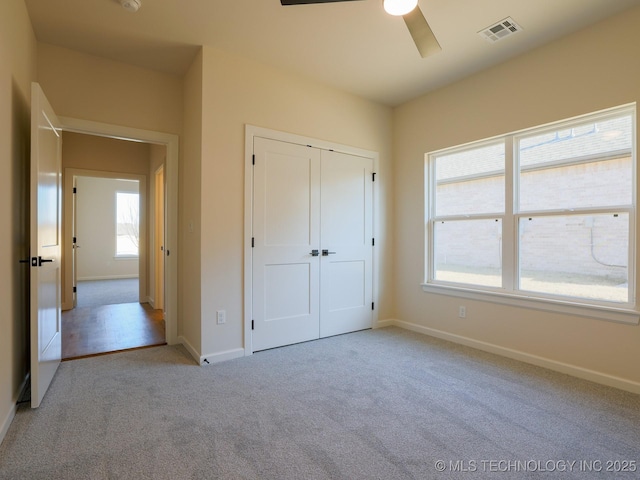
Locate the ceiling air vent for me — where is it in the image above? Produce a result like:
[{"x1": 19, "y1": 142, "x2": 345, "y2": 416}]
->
[{"x1": 478, "y1": 17, "x2": 522, "y2": 43}]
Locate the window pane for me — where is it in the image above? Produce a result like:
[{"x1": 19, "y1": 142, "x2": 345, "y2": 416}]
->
[
  {"x1": 519, "y1": 157, "x2": 632, "y2": 212},
  {"x1": 434, "y1": 219, "x2": 502, "y2": 288},
  {"x1": 116, "y1": 192, "x2": 139, "y2": 256},
  {"x1": 518, "y1": 115, "x2": 632, "y2": 211},
  {"x1": 519, "y1": 214, "x2": 628, "y2": 303},
  {"x1": 434, "y1": 142, "x2": 505, "y2": 216}
]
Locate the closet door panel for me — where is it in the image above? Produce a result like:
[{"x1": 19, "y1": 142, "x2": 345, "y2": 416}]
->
[
  {"x1": 320, "y1": 150, "x2": 373, "y2": 338},
  {"x1": 252, "y1": 138, "x2": 320, "y2": 351}
]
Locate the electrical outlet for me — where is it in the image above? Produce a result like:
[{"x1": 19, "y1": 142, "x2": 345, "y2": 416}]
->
[
  {"x1": 459, "y1": 306, "x2": 466, "y2": 318},
  {"x1": 216, "y1": 310, "x2": 226, "y2": 324}
]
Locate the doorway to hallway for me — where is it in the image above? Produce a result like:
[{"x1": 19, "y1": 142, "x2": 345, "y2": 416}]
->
[
  {"x1": 59, "y1": 116, "x2": 179, "y2": 348},
  {"x1": 61, "y1": 136, "x2": 168, "y2": 360}
]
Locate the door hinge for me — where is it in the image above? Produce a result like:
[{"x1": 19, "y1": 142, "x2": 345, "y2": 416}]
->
[
  {"x1": 372, "y1": 302, "x2": 375, "y2": 311},
  {"x1": 252, "y1": 320, "x2": 255, "y2": 330},
  {"x1": 372, "y1": 238, "x2": 375, "y2": 246},
  {"x1": 252, "y1": 154, "x2": 255, "y2": 165},
  {"x1": 372, "y1": 172, "x2": 376, "y2": 182},
  {"x1": 73, "y1": 187, "x2": 77, "y2": 194},
  {"x1": 73, "y1": 236, "x2": 77, "y2": 244},
  {"x1": 251, "y1": 237, "x2": 255, "y2": 248},
  {"x1": 73, "y1": 286, "x2": 77, "y2": 293}
]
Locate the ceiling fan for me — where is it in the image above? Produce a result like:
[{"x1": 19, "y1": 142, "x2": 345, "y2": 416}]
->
[{"x1": 280, "y1": 0, "x2": 441, "y2": 58}]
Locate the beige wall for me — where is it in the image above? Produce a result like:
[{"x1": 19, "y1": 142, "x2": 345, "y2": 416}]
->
[
  {"x1": 0, "y1": 0, "x2": 36, "y2": 441},
  {"x1": 199, "y1": 47, "x2": 394, "y2": 358},
  {"x1": 37, "y1": 43, "x2": 183, "y2": 135},
  {"x1": 180, "y1": 49, "x2": 203, "y2": 352},
  {"x1": 393, "y1": 6, "x2": 640, "y2": 386},
  {"x1": 63, "y1": 131, "x2": 151, "y2": 175},
  {"x1": 150, "y1": 144, "x2": 166, "y2": 173}
]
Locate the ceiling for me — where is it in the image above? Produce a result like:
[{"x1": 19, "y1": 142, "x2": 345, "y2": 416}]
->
[{"x1": 25, "y1": 0, "x2": 640, "y2": 106}]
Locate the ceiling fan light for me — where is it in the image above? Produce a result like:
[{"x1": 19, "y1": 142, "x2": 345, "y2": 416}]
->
[{"x1": 383, "y1": 0, "x2": 418, "y2": 16}]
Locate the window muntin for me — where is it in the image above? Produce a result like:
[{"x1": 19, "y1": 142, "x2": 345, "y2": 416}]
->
[
  {"x1": 116, "y1": 192, "x2": 140, "y2": 257},
  {"x1": 426, "y1": 106, "x2": 635, "y2": 311}
]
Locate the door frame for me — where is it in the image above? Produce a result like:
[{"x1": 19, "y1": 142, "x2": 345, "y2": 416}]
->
[
  {"x1": 60, "y1": 117, "x2": 179, "y2": 345},
  {"x1": 63, "y1": 170, "x2": 147, "y2": 308},
  {"x1": 152, "y1": 164, "x2": 165, "y2": 311},
  {"x1": 244, "y1": 125, "x2": 380, "y2": 355}
]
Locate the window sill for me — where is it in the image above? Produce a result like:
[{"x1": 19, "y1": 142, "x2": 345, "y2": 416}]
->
[
  {"x1": 114, "y1": 255, "x2": 139, "y2": 260},
  {"x1": 421, "y1": 283, "x2": 639, "y2": 325}
]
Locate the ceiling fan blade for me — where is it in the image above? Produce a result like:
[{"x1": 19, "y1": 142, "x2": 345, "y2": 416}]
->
[
  {"x1": 403, "y1": 6, "x2": 441, "y2": 58},
  {"x1": 280, "y1": 0, "x2": 361, "y2": 5}
]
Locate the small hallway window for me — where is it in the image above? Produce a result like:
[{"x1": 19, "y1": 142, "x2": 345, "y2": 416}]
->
[{"x1": 116, "y1": 192, "x2": 140, "y2": 257}]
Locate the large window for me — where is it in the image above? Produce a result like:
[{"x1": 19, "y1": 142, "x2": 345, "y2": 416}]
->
[{"x1": 425, "y1": 105, "x2": 636, "y2": 322}]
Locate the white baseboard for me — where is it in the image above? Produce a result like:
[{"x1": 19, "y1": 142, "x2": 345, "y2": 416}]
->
[
  {"x1": 0, "y1": 404, "x2": 16, "y2": 447},
  {"x1": 392, "y1": 319, "x2": 640, "y2": 395},
  {"x1": 178, "y1": 336, "x2": 201, "y2": 365},
  {"x1": 1, "y1": 374, "x2": 29, "y2": 446},
  {"x1": 77, "y1": 275, "x2": 139, "y2": 281},
  {"x1": 200, "y1": 348, "x2": 245, "y2": 366},
  {"x1": 177, "y1": 336, "x2": 245, "y2": 366},
  {"x1": 374, "y1": 318, "x2": 395, "y2": 329}
]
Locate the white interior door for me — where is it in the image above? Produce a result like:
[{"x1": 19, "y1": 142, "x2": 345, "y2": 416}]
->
[
  {"x1": 252, "y1": 137, "x2": 321, "y2": 351},
  {"x1": 30, "y1": 82, "x2": 63, "y2": 408},
  {"x1": 319, "y1": 150, "x2": 373, "y2": 337}
]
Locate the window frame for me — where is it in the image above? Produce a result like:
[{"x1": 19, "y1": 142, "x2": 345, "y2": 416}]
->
[{"x1": 423, "y1": 104, "x2": 638, "y2": 325}]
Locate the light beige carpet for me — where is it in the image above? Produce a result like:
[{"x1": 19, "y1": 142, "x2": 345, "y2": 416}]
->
[{"x1": 1, "y1": 327, "x2": 638, "y2": 479}]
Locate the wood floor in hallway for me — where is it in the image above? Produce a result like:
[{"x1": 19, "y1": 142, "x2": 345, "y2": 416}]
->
[{"x1": 62, "y1": 302, "x2": 166, "y2": 360}]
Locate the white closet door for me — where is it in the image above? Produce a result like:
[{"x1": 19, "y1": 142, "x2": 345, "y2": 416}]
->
[
  {"x1": 252, "y1": 137, "x2": 321, "y2": 351},
  {"x1": 319, "y1": 150, "x2": 373, "y2": 338}
]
